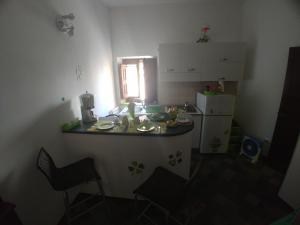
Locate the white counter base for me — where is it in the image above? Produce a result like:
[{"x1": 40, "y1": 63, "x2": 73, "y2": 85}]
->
[{"x1": 63, "y1": 132, "x2": 192, "y2": 199}]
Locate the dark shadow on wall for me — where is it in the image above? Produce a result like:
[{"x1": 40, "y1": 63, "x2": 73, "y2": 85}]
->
[
  {"x1": 17, "y1": 0, "x2": 58, "y2": 23},
  {"x1": 0, "y1": 100, "x2": 76, "y2": 225},
  {"x1": 0, "y1": 0, "x2": 9, "y2": 6},
  {"x1": 0, "y1": 0, "x2": 10, "y2": 13},
  {"x1": 291, "y1": 0, "x2": 300, "y2": 7},
  {"x1": 243, "y1": 40, "x2": 257, "y2": 80}
]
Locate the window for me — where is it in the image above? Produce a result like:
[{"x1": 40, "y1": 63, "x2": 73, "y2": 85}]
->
[{"x1": 118, "y1": 57, "x2": 157, "y2": 103}]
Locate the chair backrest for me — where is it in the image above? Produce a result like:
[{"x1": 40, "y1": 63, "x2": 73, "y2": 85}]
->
[{"x1": 36, "y1": 148, "x2": 57, "y2": 186}]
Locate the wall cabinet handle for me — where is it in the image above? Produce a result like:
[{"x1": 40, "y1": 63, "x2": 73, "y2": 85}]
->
[
  {"x1": 167, "y1": 68, "x2": 175, "y2": 72},
  {"x1": 220, "y1": 58, "x2": 229, "y2": 62},
  {"x1": 187, "y1": 68, "x2": 196, "y2": 72}
]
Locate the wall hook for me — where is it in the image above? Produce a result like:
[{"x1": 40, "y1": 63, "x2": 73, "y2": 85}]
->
[{"x1": 56, "y1": 13, "x2": 75, "y2": 36}]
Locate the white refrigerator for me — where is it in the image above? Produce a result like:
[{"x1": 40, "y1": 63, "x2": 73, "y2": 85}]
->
[{"x1": 197, "y1": 92, "x2": 236, "y2": 154}]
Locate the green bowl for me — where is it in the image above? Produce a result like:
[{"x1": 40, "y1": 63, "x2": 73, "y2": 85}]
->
[
  {"x1": 145, "y1": 105, "x2": 162, "y2": 113},
  {"x1": 148, "y1": 113, "x2": 170, "y2": 122}
]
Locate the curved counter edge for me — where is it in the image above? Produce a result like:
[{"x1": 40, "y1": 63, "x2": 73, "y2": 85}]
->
[{"x1": 62, "y1": 122, "x2": 194, "y2": 137}]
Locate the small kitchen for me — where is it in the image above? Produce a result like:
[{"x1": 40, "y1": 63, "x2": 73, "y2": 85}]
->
[
  {"x1": 1, "y1": 0, "x2": 300, "y2": 225},
  {"x1": 62, "y1": 41, "x2": 244, "y2": 198}
]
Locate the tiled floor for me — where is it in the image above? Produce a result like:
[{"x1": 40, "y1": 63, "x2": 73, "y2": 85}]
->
[{"x1": 60, "y1": 152, "x2": 292, "y2": 225}]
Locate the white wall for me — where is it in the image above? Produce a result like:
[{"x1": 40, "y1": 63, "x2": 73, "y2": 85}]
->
[
  {"x1": 235, "y1": 0, "x2": 300, "y2": 140},
  {"x1": 110, "y1": 1, "x2": 243, "y2": 57},
  {"x1": 0, "y1": 0, "x2": 115, "y2": 224},
  {"x1": 110, "y1": 1, "x2": 243, "y2": 103}
]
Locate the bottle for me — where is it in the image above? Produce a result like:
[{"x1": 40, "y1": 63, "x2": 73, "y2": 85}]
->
[
  {"x1": 128, "y1": 102, "x2": 135, "y2": 119},
  {"x1": 218, "y1": 78, "x2": 225, "y2": 93}
]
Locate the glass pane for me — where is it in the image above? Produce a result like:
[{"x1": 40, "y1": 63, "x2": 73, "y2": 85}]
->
[{"x1": 125, "y1": 64, "x2": 139, "y2": 97}]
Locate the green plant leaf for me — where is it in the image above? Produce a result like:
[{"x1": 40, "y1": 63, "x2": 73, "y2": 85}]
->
[{"x1": 138, "y1": 164, "x2": 144, "y2": 169}]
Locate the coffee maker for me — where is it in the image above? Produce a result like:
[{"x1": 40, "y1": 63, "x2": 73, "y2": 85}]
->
[{"x1": 79, "y1": 92, "x2": 97, "y2": 123}]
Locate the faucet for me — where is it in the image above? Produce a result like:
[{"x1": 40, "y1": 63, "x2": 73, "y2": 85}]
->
[{"x1": 184, "y1": 102, "x2": 189, "y2": 110}]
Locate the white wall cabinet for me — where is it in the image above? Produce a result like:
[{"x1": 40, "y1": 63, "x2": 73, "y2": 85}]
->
[{"x1": 158, "y1": 42, "x2": 245, "y2": 82}]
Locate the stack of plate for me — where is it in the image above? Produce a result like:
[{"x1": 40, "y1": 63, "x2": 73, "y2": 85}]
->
[
  {"x1": 136, "y1": 122, "x2": 156, "y2": 132},
  {"x1": 176, "y1": 114, "x2": 193, "y2": 125}
]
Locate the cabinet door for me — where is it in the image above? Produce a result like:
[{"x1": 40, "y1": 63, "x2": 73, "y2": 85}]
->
[
  {"x1": 158, "y1": 42, "x2": 245, "y2": 81},
  {"x1": 200, "y1": 43, "x2": 245, "y2": 81},
  {"x1": 159, "y1": 44, "x2": 190, "y2": 73},
  {"x1": 159, "y1": 43, "x2": 202, "y2": 73},
  {"x1": 201, "y1": 62, "x2": 244, "y2": 81}
]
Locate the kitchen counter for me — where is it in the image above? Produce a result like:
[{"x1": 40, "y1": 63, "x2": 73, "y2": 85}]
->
[
  {"x1": 63, "y1": 120, "x2": 194, "y2": 137},
  {"x1": 63, "y1": 118, "x2": 194, "y2": 199}
]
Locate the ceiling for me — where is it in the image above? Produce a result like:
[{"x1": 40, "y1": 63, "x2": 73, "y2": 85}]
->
[{"x1": 101, "y1": 0, "x2": 243, "y2": 7}]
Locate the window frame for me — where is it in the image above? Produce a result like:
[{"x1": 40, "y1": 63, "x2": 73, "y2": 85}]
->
[{"x1": 118, "y1": 59, "x2": 141, "y2": 100}]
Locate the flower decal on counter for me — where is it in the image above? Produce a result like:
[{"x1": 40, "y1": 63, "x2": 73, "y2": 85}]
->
[
  {"x1": 128, "y1": 161, "x2": 145, "y2": 175},
  {"x1": 168, "y1": 151, "x2": 183, "y2": 166}
]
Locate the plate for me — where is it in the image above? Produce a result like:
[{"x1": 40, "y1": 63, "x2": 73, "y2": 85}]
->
[
  {"x1": 95, "y1": 122, "x2": 115, "y2": 130},
  {"x1": 176, "y1": 118, "x2": 191, "y2": 123},
  {"x1": 176, "y1": 114, "x2": 193, "y2": 124},
  {"x1": 148, "y1": 113, "x2": 170, "y2": 122},
  {"x1": 136, "y1": 122, "x2": 156, "y2": 132}
]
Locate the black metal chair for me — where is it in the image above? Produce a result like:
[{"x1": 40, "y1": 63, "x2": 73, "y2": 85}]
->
[
  {"x1": 36, "y1": 148, "x2": 106, "y2": 225},
  {"x1": 133, "y1": 162, "x2": 204, "y2": 225}
]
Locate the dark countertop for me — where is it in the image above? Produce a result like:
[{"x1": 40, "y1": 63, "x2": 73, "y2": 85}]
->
[{"x1": 63, "y1": 120, "x2": 194, "y2": 137}]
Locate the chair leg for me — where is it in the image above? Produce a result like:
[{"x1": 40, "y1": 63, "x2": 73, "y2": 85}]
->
[
  {"x1": 64, "y1": 191, "x2": 71, "y2": 225},
  {"x1": 134, "y1": 194, "x2": 139, "y2": 216},
  {"x1": 95, "y1": 178, "x2": 106, "y2": 201},
  {"x1": 165, "y1": 211, "x2": 170, "y2": 225},
  {"x1": 95, "y1": 178, "x2": 113, "y2": 223},
  {"x1": 136, "y1": 201, "x2": 152, "y2": 223}
]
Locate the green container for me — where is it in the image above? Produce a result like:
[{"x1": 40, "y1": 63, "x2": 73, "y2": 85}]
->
[{"x1": 146, "y1": 105, "x2": 162, "y2": 113}]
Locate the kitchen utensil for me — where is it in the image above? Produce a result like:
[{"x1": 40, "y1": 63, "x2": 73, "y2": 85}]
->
[
  {"x1": 79, "y1": 91, "x2": 97, "y2": 123},
  {"x1": 136, "y1": 122, "x2": 156, "y2": 132}
]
